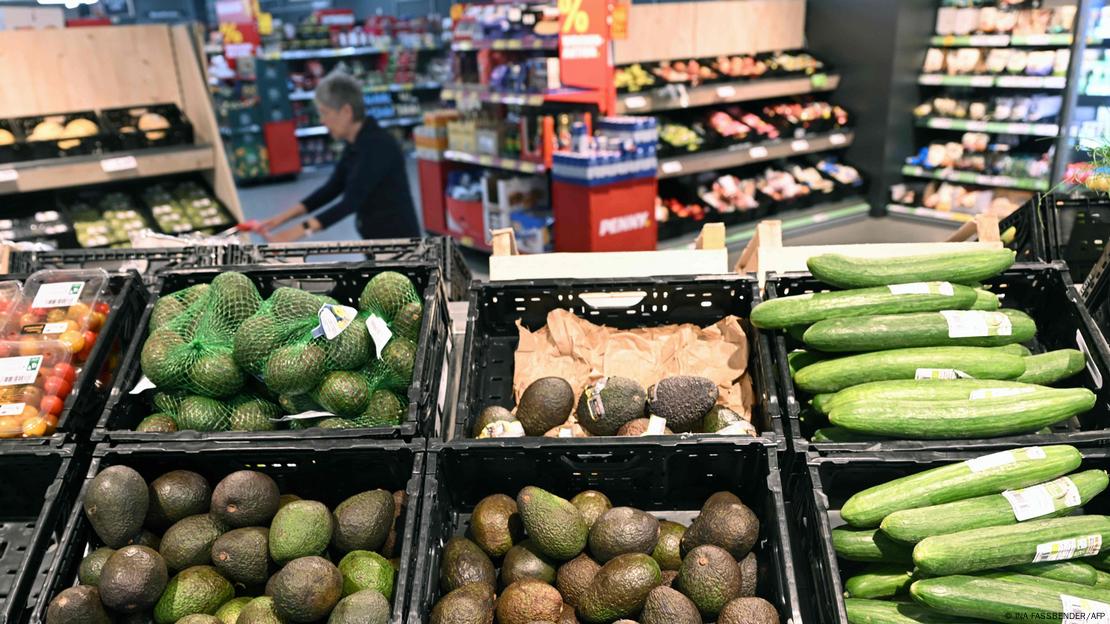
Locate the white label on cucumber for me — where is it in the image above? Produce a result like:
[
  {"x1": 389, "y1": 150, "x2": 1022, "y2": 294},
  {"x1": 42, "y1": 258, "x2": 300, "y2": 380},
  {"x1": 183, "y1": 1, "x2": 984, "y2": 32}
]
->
[
  {"x1": 1033, "y1": 534, "x2": 1102, "y2": 562},
  {"x1": 914, "y1": 368, "x2": 971, "y2": 380},
  {"x1": 969, "y1": 387, "x2": 1037, "y2": 400},
  {"x1": 0, "y1": 355, "x2": 42, "y2": 387},
  {"x1": 32, "y1": 281, "x2": 84, "y2": 308},
  {"x1": 939, "y1": 310, "x2": 1013, "y2": 338},
  {"x1": 888, "y1": 282, "x2": 956, "y2": 296},
  {"x1": 1060, "y1": 594, "x2": 1110, "y2": 624},
  {"x1": 365, "y1": 314, "x2": 393, "y2": 359},
  {"x1": 645, "y1": 415, "x2": 667, "y2": 436},
  {"x1": 1002, "y1": 476, "x2": 1082, "y2": 521},
  {"x1": 967, "y1": 449, "x2": 1018, "y2": 473}
]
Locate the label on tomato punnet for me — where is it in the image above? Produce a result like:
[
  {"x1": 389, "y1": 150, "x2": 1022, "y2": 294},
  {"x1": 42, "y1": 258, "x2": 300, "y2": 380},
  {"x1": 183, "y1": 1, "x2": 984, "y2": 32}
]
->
[
  {"x1": 940, "y1": 310, "x2": 1013, "y2": 338},
  {"x1": 32, "y1": 281, "x2": 84, "y2": 309},
  {"x1": 1033, "y1": 534, "x2": 1102, "y2": 562},
  {"x1": 1003, "y1": 476, "x2": 1082, "y2": 521},
  {"x1": 0, "y1": 355, "x2": 43, "y2": 386},
  {"x1": 0, "y1": 402, "x2": 25, "y2": 416},
  {"x1": 888, "y1": 282, "x2": 955, "y2": 296}
]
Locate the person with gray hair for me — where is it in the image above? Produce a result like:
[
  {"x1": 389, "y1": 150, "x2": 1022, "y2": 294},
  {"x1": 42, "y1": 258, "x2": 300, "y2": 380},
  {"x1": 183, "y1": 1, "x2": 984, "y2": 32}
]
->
[{"x1": 261, "y1": 72, "x2": 420, "y2": 241}]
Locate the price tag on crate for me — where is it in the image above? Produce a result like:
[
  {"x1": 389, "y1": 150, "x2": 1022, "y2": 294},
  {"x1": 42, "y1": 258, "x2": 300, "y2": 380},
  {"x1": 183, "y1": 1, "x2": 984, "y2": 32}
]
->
[
  {"x1": 101, "y1": 155, "x2": 138, "y2": 173},
  {"x1": 624, "y1": 96, "x2": 647, "y2": 110},
  {"x1": 0, "y1": 169, "x2": 18, "y2": 183}
]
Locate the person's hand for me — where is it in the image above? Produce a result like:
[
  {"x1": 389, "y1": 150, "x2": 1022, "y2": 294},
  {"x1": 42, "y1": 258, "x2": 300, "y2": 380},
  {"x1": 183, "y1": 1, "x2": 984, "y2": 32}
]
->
[
  {"x1": 264, "y1": 223, "x2": 308, "y2": 243},
  {"x1": 259, "y1": 204, "x2": 306, "y2": 234}
]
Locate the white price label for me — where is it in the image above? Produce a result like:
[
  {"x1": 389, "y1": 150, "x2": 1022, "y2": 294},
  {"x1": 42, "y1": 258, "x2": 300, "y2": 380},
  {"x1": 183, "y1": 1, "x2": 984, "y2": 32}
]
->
[
  {"x1": 967, "y1": 449, "x2": 1018, "y2": 473},
  {"x1": 969, "y1": 387, "x2": 1036, "y2": 400},
  {"x1": 644, "y1": 415, "x2": 668, "y2": 436},
  {"x1": 716, "y1": 85, "x2": 736, "y2": 98},
  {"x1": 888, "y1": 282, "x2": 956, "y2": 296},
  {"x1": 1022, "y1": 34, "x2": 1052, "y2": 45},
  {"x1": 970, "y1": 76, "x2": 995, "y2": 87},
  {"x1": 660, "y1": 161, "x2": 683, "y2": 174},
  {"x1": 749, "y1": 146, "x2": 769, "y2": 159},
  {"x1": 1033, "y1": 535, "x2": 1102, "y2": 563},
  {"x1": 479, "y1": 420, "x2": 525, "y2": 439},
  {"x1": 931, "y1": 118, "x2": 954, "y2": 129},
  {"x1": 100, "y1": 155, "x2": 139, "y2": 173},
  {"x1": 130, "y1": 375, "x2": 157, "y2": 395},
  {"x1": 0, "y1": 170, "x2": 17, "y2": 183},
  {"x1": 314, "y1": 304, "x2": 358, "y2": 340},
  {"x1": 791, "y1": 139, "x2": 811, "y2": 152},
  {"x1": 939, "y1": 310, "x2": 1013, "y2": 338},
  {"x1": 0, "y1": 355, "x2": 43, "y2": 387},
  {"x1": 32, "y1": 281, "x2": 84, "y2": 308},
  {"x1": 915, "y1": 368, "x2": 970, "y2": 380},
  {"x1": 365, "y1": 314, "x2": 393, "y2": 359},
  {"x1": 42, "y1": 322, "x2": 69, "y2": 335},
  {"x1": 558, "y1": 427, "x2": 574, "y2": 438},
  {"x1": 920, "y1": 75, "x2": 943, "y2": 85},
  {"x1": 272, "y1": 410, "x2": 334, "y2": 422},
  {"x1": 624, "y1": 96, "x2": 647, "y2": 110},
  {"x1": 1061, "y1": 595, "x2": 1110, "y2": 624},
  {"x1": 0, "y1": 402, "x2": 25, "y2": 416},
  {"x1": 829, "y1": 133, "x2": 847, "y2": 145},
  {"x1": 1002, "y1": 476, "x2": 1083, "y2": 521},
  {"x1": 1011, "y1": 123, "x2": 1032, "y2": 134}
]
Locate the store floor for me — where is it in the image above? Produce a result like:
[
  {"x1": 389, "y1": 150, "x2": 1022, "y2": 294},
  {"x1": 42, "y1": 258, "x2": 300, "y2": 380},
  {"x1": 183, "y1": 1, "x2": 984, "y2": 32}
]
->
[{"x1": 237, "y1": 161, "x2": 956, "y2": 281}]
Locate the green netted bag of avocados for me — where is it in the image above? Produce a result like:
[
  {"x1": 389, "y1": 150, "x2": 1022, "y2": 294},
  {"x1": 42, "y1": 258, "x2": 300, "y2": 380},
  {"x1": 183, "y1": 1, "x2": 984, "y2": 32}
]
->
[
  {"x1": 352, "y1": 387, "x2": 408, "y2": 427},
  {"x1": 140, "y1": 272, "x2": 261, "y2": 398},
  {"x1": 145, "y1": 391, "x2": 282, "y2": 432},
  {"x1": 358, "y1": 271, "x2": 423, "y2": 344}
]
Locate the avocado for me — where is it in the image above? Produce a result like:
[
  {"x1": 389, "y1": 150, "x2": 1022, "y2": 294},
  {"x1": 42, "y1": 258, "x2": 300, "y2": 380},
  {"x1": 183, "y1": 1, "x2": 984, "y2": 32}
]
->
[
  {"x1": 229, "y1": 398, "x2": 280, "y2": 431},
  {"x1": 651, "y1": 520, "x2": 685, "y2": 571},
  {"x1": 576, "y1": 377, "x2": 647, "y2": 436},
  {"x1": 129, "y1": 529, "x2": 162, "y2": 550},
  {"x1": 469, "y1": 493, "x2": 523, "y2": 557},
  {"x1": 378, "y1": 490, "x2": 407, "y2": 559},
  {"x1": 153, "y1": 565, "x2": 235, "y2": 624},
  {"x1": 271, "y1": 556, "x2": 343, "y2": 622},
  {"x1": 515, "y1": 377, "x2": 575, "y2": 435},
  {"x1": 646, "y1": 376, "x2": 717, "y2": 432},
  {"x1": 558, "y1": 603, "x2": 580, "y2": 624},
  {"x1": 381, "y1": 337, "x2": 417, "y2": 386},
  {"x1": 681, "y1": 491, "x2": 759, "y2": 560},
  {"x1": 270, "y1": 287, "x2": 322, "y2": 322},
  {"x1": 98, "y1": 545, "x2": 168, "y2": 613},
  {"x1": 176, "y1": 395, "x2": 229, "y2": 432},
  {"x1": 84, "y1": 465, "x2": 149, "y2": 548},
  {"x1": 392, "y1": 300, "x2": 424, "y2": 342},
  {"x1": 576, "y1": 552, "x2": 661, "y2": 623},
  {"x1": 211, "y1": 526, "x2": 270, "y2": 586},
  {"x1": 500, "y1": 539, "x2": 557, "y2": 588},
  {"x1": 151, "y1": 295, "x2": 188, "y2": 330},
  {"x1": 318, "y1": 417, "x2": 355, "y2": 428},
  {"x1": 233, "y1": 314, "x2": 285, "y2": 375},
  {"x1": 495, "y1": 579, "x2": 564, "y2": 624},
  {"x1": 317, "y1": 371, "x2": 373, "y2": 418},
  {"x1": 440, "y1": 536, "x2": 496, "y2": 592},
  {"x1": 77, "y1": 546, "x2": 115, "y2": 585},
  {"x1": 270, "y1": 500, "x2": 333, "y2": 564},
  {"x1": 359, "y1": 271, "x2": 417, "y2": 320},
  {"x1": 702, "y1": 405, "x2": 744, "y2": 433},
  {"x1": 137, "y1": 414, "x2": 178, "y2": 432},
  {"x1": 147, "y1": 470, "x2": 211, "y2": 530},
  {"x1": 556, "y1": 554, "x2": 600, "y2": 608},
  {"x1": 739, "y1": 551, "x2": 758, "y2": 597},
  {"x1": 266, "y1": 343, "x2": 326, "y2": 395},
  {"x1": 357, "y1": 389, "x2": 405, "y2": 427},
  {"x1": 588, "y1": 507, "x2": 659, "y2": 563},
  {"x1": 160, "y1": 514, "x2": 226, "y2": 570},
  {"x1": 332, "y1": 489, "x2": 394, "y2": 553},
  {"x1": 188, "y1": 352, "x2": 244, "y2": 398},
  {"x1": 329, "y1": 589, "x2": 392, "y2": 624},
  {"x1": 640, "y1": 585, "x2": 701, "y2": 624},
  {"x1": 661, "y1": 570, "x2": 678, "y2": 587},
  {"x1": 45, "y1": 585, "x2": 111, "y2": 624},
  {"x1": 675, "y1": 544, "x2": 741, "y2": 617},
  {"x1": 430, "y1": 582, "x2": 495, "y2": 624},
  {"x1": 214, "y1": 597, "x2": 252, "y2": 624},
  {"x1": 209, "y1": 272, "x2": 261, "y2": 327},
  {"x1": 210, "y1": 470, "x2": 280, "y2": 528},
  {"x1": 517, "y1": 486, "x2": 587, "y2": 561},
  {"x1": 616, "y1": 418, "x2": 673, "y2": 436},
  {"x1": 324, "y1": 316, "x2": 372, "y2": 371},
  {"x1": 278, "y1": 494, "x2": 300, "y2": 509},
  {"x1": 338, "y1": 550, "x2": 394, "y2": 599},
  {"x1": 570, "y1": 491, "x2": 611, "y2": 530},
  {"x1": 237, "y1": 596, "x2": 284, "y2": 624},
  {"x1": 472, "y1": 405, "x2": 514, "y2": 437},
  {"x1": 718, "y1": 597, "x2": 779, "y2": 624},
  {"x1": 177, "y1": 616, "x2": 222, "y2": 624},
  {"x1": 142, "y1": 329, "x2": 187, "y2": 388}
]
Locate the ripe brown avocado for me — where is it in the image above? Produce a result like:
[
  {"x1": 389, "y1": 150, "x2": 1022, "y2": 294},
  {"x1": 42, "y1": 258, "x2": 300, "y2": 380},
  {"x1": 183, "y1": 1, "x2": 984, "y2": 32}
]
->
[
  {"x1": 159, "y1": 514, "x2": 226, "y2": 570},
  {"x1": 588, "y1": 507, "x2": 660, "y2": 563},
  {"x1": 440, "y1": 536, "x2": 496, "y2": 592},
  {"x1": 515, "y1": 377, "x2": 575, "y2": 436},
  {"x1": 718, "y1": 596, "x2": 780, "y2": 624},
  {"x1": 271, "y1": 556, "x2": 343, "y2": 622},
  {"x1": 680, "y1": 491, "x2": 759, "y2": 560},
  {"x1": 556, "y1": 554, "x2": 600, "y2": 608},
  {"x1": 640, "y1": 585, "x2": 701, "y2": 624},
  {"x1": 675, "y1": 544, "x2": 742, "y2": 617},
  {"x1": 647, "y1": 376, "x2": 718, "y2": 432},
  {"x1": 469, "y1": 493, "x2": 523, "y2": 558},
  {"x1": 210, "y1": 471, "x2": 280, "y2": 528},
  {"x1": 576, "y1": 553, "x2": 661, "y2": 623},
  {"x1": 45, "y1": 585, "x2": 112, "y2": 624},
  {"x1": 501, "y1": 539, "x2": 558, "y2": 588},
  {"x1": 98, "y1": 546, "x2": 168, "y2": 613},
  {"x1": 575, "y1": 377, "x2": 647, "y2": 436},
  {"x1": 495, "y1": 579, "x2": 564, "y2": 624},
  {"x1": 332, "y1": 489, "x2": 395, "y2": 553},
  {"x1": 430, "y1": 582, "x2": 495, "y2": 624},
  {"x1": 211, "y1": 526, "x2": 270, "y2": 586},
  {"x1": 472, "y1": 405, "x2": 514, "y2": 437},
  {"x1": 146, "y1": 470, "x2": 211, "y2": 530},
  {"x1": 739, "y1": 551, "x2": 758, "y2": 597},
  {"x1": 570, "y1": 491, "x2": 611, "y2": 530}
]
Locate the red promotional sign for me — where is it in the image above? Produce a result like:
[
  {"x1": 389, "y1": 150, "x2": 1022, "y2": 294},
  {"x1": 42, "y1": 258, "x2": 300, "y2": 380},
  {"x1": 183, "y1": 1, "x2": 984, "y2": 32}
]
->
[
  {"x1": 610, "y1": 1, "x2": 629, "y2": 40},
  {"x1": 221, "y1": 21, "x2": 260, "y2": 61},
  {"x1": 557, "y1": 0, "x2": 611, "y2": 103}
]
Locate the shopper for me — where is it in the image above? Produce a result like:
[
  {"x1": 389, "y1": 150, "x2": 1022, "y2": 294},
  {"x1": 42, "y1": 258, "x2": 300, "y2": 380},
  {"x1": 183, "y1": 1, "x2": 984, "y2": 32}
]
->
[{"x1": 261, "y1": 72, "x2": 420, "y2": 242}]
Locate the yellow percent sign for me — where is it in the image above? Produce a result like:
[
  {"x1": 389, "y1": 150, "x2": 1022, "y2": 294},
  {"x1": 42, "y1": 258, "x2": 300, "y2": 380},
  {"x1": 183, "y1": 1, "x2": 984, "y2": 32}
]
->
[{"x1": 559, "y1": 0, "x2": 589, "y2": 34}]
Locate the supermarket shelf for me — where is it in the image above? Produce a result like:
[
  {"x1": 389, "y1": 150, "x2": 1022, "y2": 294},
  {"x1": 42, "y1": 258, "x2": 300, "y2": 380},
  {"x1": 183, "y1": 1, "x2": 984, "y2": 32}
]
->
[
  {"x1": 656, "y1": 198, "x2": 871, "y2": 250},
  {"x1": 294, "y1": 116, "x2": 422, "y2": 137},
  {"x1": 279, "y1": 44, "x2": 443, "y2": 60},
  {"x1": 442, "y1": 150, "x2": 546, "y2": 173},
  {"x1": 916, "y1": 116, "x2": 1059, "y2": 136},
  {"x1": 928, "y1": 33, "x2": 1079, "y2": 47},
  {"x1": 657, "y1": 130, "x2": 853, "y2": 179},
  {"x1": 615, "y1": 73, "x2": 840, "y2": 114},
  {"x1": 451, "y1": 37, "x2": 557, "y2": 51},
  {"x1": 886, "y1": 204, "x2": 975, "y2": 227},
  {"x1": 288, "y1": 81, "x2": 443, "y2": 101},
  {"x1": 900, "y1": 164, "x2": 1049, "y2": 191},
  {"x1": 295, "y1": 126, "x2": 330, "y2": 137},
  {"x1": 0, "y1": 144, "x2": 215, "y2": 196},
  {"x1": 917, "y1": 74, "x2": 1067, "y2": 89},
  {"x1": 441, "y1": 85, "x2": 547, "y2": 106}
]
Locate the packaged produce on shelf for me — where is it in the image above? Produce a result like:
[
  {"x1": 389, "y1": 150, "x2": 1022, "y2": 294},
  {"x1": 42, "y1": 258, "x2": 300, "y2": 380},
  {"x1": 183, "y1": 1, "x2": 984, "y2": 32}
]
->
[
  {"x1": 551, "y1": 117, "x2": 658, "y2": 187},
  {"x1": 453, "y1": 2, "x2": 559, "y2": 41},
  {"x1": 817, "y1": 157, "x2": 864, "y2": 188},
  {"x1": 0, "y1": 211, "x2": 70, "y2": 244},
  {"x1": 913, "y1": 94, "x2": 1062, "y2": 123},
  {"x1": 613, "y1": 50, "x2": 826, "y2": 92},
  {"x1": 891, "y1": 180, "x2": 1029, "y2": 217},
  {"x1": 922, "y1": 46, "x2": 1070, "y2": 78},
  {"x1": 906, "y1": 138, "x2": 1051, "y2": 180},
  {"x1": 934, "y1": 4, "x2": 1075, "y2": 37}
]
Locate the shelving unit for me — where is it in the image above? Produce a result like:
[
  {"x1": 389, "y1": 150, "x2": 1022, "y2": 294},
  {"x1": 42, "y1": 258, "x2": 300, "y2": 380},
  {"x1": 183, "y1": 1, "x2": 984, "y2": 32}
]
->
[
  {"x1": 615, "y1": 74, "x2": 840, "y2": 114},
  {"x1": 901, "y1": 164, "x2": 1049, "y2": 191},
  {"x1": 442, "y1": 150, "x2": 546, "y2": 173},
  {"x1": 657, "y1": 131, "x2": 853, "y2": 178},
  {"x1": 655, "y1": 198, "x2": 871, "y2": 250},
  {"x1": 0, "y1": 145, "x2": 216, "y2": 196},
  {"x1": 917, "y1": 74, "x2": 1068, "y2": 89},
  {"x1": 277, "y1": 43, "x2": 443, "y2": 60},
  {"x1": 915, "y1": 116, "x2": 1059, "y2": 136},
  {"x1": 288, "y1": 81, "x2": 442, "y2": 101},
  {"x1": 450, "y1": 37, "x2": 557, "y2": 51}
]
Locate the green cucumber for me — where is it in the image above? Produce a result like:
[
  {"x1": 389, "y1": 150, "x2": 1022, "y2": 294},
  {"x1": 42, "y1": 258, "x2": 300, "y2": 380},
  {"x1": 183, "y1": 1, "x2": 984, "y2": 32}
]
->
[
  {"x1": 914, "y1": 515, "x2": 1110, "y2": 576},
  {"x1": 845, "y1": 598, "x2": 983, "y2": 624},
  {"x1": 841, "y1": 445, "x2": 1082, "y2": 528},
  {"x1": 995, "y1": 343, "x2": 1033, "y2": 357},
  {"x1": 1015, "y1": 350, "x2": 1088, "y2": 385},
  {"x1": 1084, "y1": 550, "x2": 1110, "y2": 572},
  {"x1": 788, "y1": 349, "x2": 826, "y2": 376},
  {"x1": 972, "y1": 289, "x2": 1001, "y2": 310},
  {"x1": 813, "y1": 427, "x2": 887, "y2": 442},
  {"x1": 911, "y1": 575, "x2": 1107, "y2": 624},
  {"x1": 881, "y1": 470, "x2": 1109, "y2": 543},
  {"x1": 807, "y1": 249, "x2": 1016, "y2": 289},
  {"x1": 833, "y1": 527, "x2": 914, "y2": 563},
  {"x1": 828, "y1": 387, "x2": 1096, "y2": 439},
  {"x1": 979, "y1": 572, "x2": 1110, "y2": 600},
  {"x1": 845, "y1": 565, "x2": 915, "y2": 598},
  {"x1": 1007, "y1": 561, "x2": 1100, "y2": 586},
  {"x1": 794, "y1": 347, "x2": 1026, "y2": 394},
  {"x1": 751, "y1": 283, "x2": 977, "y2": 329},
  {"x1": 812, "y1": 393, "x2": 835, "y2": 413},
  {"x1": 817, "y1": 379, "x2": 1041, "y2": 415},
  {"x1": 802, "y1": 309, "x2": 1036, "y2": 352},
  {"x1": 787, "y1": 325, "x2": 810, "y2": 342},
  {"x1": 1094, "y1": 570, "x2": 1110, "y2": 588}
]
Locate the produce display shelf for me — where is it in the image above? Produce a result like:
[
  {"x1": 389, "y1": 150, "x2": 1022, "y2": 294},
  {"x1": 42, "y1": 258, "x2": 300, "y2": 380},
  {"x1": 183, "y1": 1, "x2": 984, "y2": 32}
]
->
[
  {"x1": 288, "y1": 81, "x2": 443, "y2": 101},
  {"x1": 450, "y1": 36, "x2": 557, "y2": 51},
  {"x1": 657, "y1": 198, "x2": 871, "y2": 251},
  {"x1": 442, "y1": 149, "x2": 546, "y2": 173},
  {"x1": 615, "y1": 73, "x2": 841, "y2": 114},
  {"x1": 440, "y1": 84, "x2": 547, "y2": 106},
  {"x1": 278, "y1": 43, "x2": 443, "y2": 60},
  {"x1": 917, "y1": 74, "x2": 1067, "y2": 89},
  {"x1": 900, "y1": 164, "x2": 1049, "y2": 191},
  {"x1": 916, "y1": 116, "x2": 1059, "y2": 136},
  {"x1": 657, "y1": 130, "x2": 854, "y2": 179},
  {"x1": 0, "y1": 144, "x2": 214, "y2": 196},
  {"x1": 928, "y1": 33, "x2": 1079, "y2": 47},
  {"x1": 886, "y1": 204, "x2": 977, "y2": 226}
]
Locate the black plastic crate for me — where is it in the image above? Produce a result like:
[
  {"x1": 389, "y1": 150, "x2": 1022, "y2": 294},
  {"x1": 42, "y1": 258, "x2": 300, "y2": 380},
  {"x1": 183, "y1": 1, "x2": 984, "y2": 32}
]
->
[
  {"x1": 770, "y1": 262, "x2": 1110, "y2": 454},
  {"x1": 411, "y1": 440, "x2": 802, "y2": 624},
  {"x1": 99, "y1": 103, "x2": 195, "y2": 151},
  {"x1": 999, "y1": 194, "x2": 1050, "y2": 263},
  {"x1": 0, "y1": 118, "x2": 26, "y2": 164},
  {"x1": 93, "y1": 262, "x2": 450, "y2": 444},
  {"x1": 30, "y1": 440, "x2": 424, "y2": 624},
  {"x1": 8, "y1": 247, "x2": 231, "y2": 286},
  {"x1": 794, "y1": 448, "x2": 1110, "y2": 624},
  {"x1": 0, "y1": 445, "x2": 86, "y2": 624},
  {"x1": 239, "y1": 236, "x2": 474, "y2": 302},
  {"x1": 450, "y1": 275, "x2": 785, "y2": 448},
  {"x1": 13, "y1": 111, "x2": 109, "y2": 160}
]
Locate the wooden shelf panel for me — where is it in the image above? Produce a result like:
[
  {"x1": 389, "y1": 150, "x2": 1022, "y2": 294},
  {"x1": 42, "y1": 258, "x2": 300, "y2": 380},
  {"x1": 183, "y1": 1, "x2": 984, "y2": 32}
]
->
[{"x1": 0, "y1": 144, "x2": 215, "y2": 196}]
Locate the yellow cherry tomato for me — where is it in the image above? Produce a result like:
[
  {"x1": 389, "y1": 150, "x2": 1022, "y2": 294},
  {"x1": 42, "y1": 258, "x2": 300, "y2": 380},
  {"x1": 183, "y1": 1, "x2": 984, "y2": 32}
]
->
[
  {"x1": 57, "y1": 330, "x2": 85, "y2": 354},
  {"x1": 46, "y1": 308, "x2": 66, "y2": 322},
  {"x1": 65, "y1": 303, "x2": 90, "y2": 322}
]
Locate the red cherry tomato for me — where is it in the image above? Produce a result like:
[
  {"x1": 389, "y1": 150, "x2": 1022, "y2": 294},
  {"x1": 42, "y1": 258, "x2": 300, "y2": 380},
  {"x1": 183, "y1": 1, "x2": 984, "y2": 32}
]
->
[
  {"x1": 42, "y1": 377, "x2": 72, "y2": 399},
  {"x1": 83, "y1": 330, "x2": 97, "y2": 349},
  {"x1": 39, "y1": 395, "x2": 64, "y2": 417},
  {"x1": 94, "y1": 302, "x2": 110, "y2": 315},
  {"x1": 77, "y1": 342, "x2": 93, "y2": 363},
  {"x1": 52, "y1": 363, "x2": 77, "y2": 384}
]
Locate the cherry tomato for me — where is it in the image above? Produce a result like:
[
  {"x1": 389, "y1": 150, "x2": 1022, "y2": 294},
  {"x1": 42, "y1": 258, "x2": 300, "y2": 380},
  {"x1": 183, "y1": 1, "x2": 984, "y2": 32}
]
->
[
  {"x1": 57, "y1": 330, "x2": 84, "y2": 354},
  {"x1": 42, "y1": 377, "x2": 72, "y2": 398},
  {"x1": 86, "y1": 311, "x2": 106, "y2": 332},
  {"x1": 18, "y1": 312, "x2": 38, "y2": 328},
  {"x1": 21, "y1": 415, "x2": 48, "y2": 437},
  {"x1": 39, "y1": 395, "x2": 64, "y2": 418},
  {"x1": 66, "y1": 303, "x2": 91, "y2": 322},
  {"x1": 83, "y1": 330, "x2": 97, "y2": 349},
  {"x1": 94, "y1": 301, "x2": 110, "y2": 315},
  {"x1": 52, "y1": 363, "x2": 77, "y2": 384},
  {"x1": 0, "y1": 343, "x2": 15, "y2": 358},
  {"x1": 18, "y1": 337, "x2": 40, "y2": 356},
  {"x1": 19, "y1": 385, "x2": 43, "y2": 409},
  {"x1": 27, "y1": 307, "x2": 47, "y2": 318},
  {"x1": 45, "y1": 308, "x2": 66, "y2": 323},
  {"x1": 0, "y1": 416, "x2": 20, "y2": 438}
]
